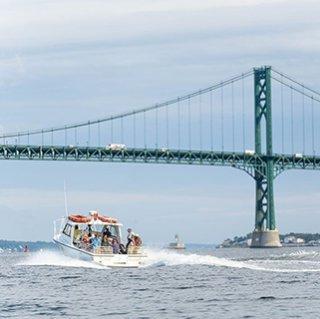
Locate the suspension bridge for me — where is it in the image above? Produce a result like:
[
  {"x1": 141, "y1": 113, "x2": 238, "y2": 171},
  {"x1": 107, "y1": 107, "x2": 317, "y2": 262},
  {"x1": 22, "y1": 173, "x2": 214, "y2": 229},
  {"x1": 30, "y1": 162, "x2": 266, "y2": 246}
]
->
[{"x1": 1, "y1": 65, "x2": 320, "y2": 247}]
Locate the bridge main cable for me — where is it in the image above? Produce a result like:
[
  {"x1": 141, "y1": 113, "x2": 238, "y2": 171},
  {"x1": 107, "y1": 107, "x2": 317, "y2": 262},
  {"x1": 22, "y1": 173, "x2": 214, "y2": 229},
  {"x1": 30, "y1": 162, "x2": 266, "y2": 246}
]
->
[
  {"x1": 271, "y1": 76, "x2": 320, "y2": 103},
  {"x1": 0, "y1": 70, "x2": 253, "y2": 139},
  {"x1": 272, "y1": 68, "x2": 320, "y2": 99}
]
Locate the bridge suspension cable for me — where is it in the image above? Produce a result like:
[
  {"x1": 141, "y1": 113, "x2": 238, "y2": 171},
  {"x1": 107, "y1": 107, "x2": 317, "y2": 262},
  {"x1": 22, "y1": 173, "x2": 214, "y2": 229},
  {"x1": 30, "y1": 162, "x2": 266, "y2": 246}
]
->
[
  {"x1": 280, "y1": 74, "x2": 284, "y2": 153},
  {"x1": 241, "y1": 75, "x2": 245, "y2": 151},
  {"x1": 290, "y1": 88, "x2": 294, "y2": 153},
  {"x1": 272, "y1": 68, "x2": 320, "y2": 98},
  {"x1": 221, "y1": 85, "x2": 224, "y2": 152},
  {"x1": 312, "y1": 97, "x2": 315, "y2": 154},
  {"x1": 0, "y1": 70, "x2": 253, "y2": 139},
  {"x1": 271, "y1": 68, "x2": 320, "y2": 156},
  {"x1": 3, "y1": 66, "x2": 319, "y2": 157},
  {"x1": 271, "y1": 74, "x2": 320, "y2": 104}
]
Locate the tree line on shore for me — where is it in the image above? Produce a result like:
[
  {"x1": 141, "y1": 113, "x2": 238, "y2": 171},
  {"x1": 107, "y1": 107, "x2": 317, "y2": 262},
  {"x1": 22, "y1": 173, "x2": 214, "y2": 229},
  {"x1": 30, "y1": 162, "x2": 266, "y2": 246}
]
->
[{"x1": 0, "y1": 239, "x2": 56, "y2": 251}]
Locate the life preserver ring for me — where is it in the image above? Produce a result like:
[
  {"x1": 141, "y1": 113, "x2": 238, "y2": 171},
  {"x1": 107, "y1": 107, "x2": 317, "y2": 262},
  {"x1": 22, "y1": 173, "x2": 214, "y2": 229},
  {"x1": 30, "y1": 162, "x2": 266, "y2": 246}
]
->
[
  {"x1": 68, "y1": 214, "x2": 91, "y2": 223},
  {"x1": 97, "y1": 215, "x2": 118, "y2": 224}
]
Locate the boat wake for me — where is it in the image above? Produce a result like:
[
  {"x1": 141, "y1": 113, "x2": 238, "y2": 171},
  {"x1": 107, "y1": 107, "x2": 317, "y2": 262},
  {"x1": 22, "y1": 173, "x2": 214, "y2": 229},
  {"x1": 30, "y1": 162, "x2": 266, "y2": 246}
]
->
[
  {"x1": 143, "y1": 248, "x2": 320, "y2": 273},
  {"x1": 16, "y1": 248, "x2": 320, "y2": 273},
  {"x1": 17, "y1": 250, "x2": 106, "y2": 269},
  {"x1": 271, "y1": 250, "x2": 320, "y2": 259},
  {"x1": 143, "y1": 249, "x2": 264, "y2": 270}
]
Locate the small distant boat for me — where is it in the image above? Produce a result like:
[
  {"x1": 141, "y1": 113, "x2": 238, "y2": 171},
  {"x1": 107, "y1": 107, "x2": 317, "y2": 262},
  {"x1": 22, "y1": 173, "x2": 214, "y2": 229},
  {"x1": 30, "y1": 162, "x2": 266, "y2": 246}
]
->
[
  {"x1": 168, "y1": 234, "x2": 185, "y2": 250},
  {"x1": 53, "y1": 211, "x2": 147, "y2": 268}
]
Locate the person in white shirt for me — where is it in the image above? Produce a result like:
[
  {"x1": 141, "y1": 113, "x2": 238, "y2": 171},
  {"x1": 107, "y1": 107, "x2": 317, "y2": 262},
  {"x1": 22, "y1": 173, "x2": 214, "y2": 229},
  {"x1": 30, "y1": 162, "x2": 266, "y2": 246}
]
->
[{"x1": 126, "y1": 228, "x2": 135, "y2": 251}]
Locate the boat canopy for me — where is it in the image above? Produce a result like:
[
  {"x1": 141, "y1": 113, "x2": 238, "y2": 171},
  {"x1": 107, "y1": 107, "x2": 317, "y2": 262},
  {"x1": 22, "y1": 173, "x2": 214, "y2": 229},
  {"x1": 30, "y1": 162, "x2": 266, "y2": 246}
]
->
[{"x1": 67, "y1": 211, "x2": 123, "y2": 226}]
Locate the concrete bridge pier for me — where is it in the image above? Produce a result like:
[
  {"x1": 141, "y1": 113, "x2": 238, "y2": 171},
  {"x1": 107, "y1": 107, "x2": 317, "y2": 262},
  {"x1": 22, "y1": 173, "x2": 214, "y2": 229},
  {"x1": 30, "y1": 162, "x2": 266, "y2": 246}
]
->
[{"x1": 251, "y1": 229, "x2": 281, "y2": 248}]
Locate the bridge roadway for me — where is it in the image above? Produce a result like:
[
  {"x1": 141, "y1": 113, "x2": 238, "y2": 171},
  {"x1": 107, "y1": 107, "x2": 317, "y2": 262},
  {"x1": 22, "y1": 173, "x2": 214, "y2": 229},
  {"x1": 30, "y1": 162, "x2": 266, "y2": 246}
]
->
[{"x1": 1, "y1": 144, "x2": 320, "y2": 178}]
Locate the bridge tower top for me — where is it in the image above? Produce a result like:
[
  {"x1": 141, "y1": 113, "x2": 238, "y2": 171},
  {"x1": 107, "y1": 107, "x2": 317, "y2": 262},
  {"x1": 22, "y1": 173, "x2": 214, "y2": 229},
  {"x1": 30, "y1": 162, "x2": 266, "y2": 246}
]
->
[{"x1": 254, "y1": 65, "x2": 272, "y2": 156}]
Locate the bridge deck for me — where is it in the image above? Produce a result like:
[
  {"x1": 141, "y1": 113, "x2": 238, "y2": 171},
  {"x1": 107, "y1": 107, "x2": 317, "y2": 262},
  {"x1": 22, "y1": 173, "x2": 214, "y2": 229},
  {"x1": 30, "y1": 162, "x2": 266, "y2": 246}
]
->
[{"x1": 1, "y1": 145, "x2": 320, "y2": 178}]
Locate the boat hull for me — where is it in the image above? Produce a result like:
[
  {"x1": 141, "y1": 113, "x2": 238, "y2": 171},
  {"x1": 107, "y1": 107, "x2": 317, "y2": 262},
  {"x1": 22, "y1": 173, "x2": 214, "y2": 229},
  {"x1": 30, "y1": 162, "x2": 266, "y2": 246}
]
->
[{"x1": 54, "y1": 239, "x2": 146, "y2": 268}]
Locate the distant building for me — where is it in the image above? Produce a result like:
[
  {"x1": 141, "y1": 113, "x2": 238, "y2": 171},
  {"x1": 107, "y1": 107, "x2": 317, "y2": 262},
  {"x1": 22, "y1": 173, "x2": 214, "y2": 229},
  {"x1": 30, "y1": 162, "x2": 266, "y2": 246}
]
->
[
  {"x1": 296, "y1": 238, "x2": 305, "y2": 244},
  {"x1": 283, "y1": 236, "x2": 305, "y2": 245},
  {"x1": 284, "y1": 236, "x2": 296, "y2": 244}
]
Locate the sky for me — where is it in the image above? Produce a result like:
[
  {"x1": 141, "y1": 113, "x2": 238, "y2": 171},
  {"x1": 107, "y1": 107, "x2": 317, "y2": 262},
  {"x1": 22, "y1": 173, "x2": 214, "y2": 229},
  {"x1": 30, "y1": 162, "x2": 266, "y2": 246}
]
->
[{"x1": 1, "y1": 0, "x2": 320, "y2": 243}]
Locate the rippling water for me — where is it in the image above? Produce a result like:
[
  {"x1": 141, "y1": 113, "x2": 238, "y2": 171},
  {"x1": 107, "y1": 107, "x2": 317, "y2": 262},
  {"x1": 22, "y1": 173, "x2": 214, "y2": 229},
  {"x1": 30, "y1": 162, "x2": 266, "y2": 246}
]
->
[{"x1": 2, "y1": 246, "x2": 320, "y2": 318}]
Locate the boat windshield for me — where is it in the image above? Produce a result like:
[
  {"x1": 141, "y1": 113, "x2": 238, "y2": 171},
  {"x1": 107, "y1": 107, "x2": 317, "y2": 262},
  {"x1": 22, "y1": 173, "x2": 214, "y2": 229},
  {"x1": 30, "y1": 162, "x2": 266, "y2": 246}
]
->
[
  {"x1": 91, "y1": 224, "x2": 119, "y2": 236},
  {"x1": 73, "y1": 223, "x2": 120, "y2": 238},
  {"x1": 65, "y1": 221, "x2": 143, "y2": 255},
  {"x1": 70, "y1": 223, "x2": 126, "y2": 255}
]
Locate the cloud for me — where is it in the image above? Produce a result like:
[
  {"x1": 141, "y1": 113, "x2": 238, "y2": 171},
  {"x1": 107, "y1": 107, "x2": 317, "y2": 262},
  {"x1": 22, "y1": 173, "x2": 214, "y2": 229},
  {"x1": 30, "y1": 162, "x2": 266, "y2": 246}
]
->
[
  {"x1": 0, "y1": 0, "x2": 318, "y2": 101},
  {"x1": 0, "y1": 0, "x2": 316, "y2": 53},
  {"x1": 0, "y1": 54, "x2": 26, "y2": 87}
]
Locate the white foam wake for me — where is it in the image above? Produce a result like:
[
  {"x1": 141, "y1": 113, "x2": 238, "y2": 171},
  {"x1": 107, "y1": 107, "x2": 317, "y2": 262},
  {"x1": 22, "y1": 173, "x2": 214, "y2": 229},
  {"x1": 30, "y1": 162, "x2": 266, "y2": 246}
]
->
[
  {"x1": 143, "y1": 248, "x2": 320, "y2": 273},
  {"x1": 17, "y1": 250, "x2": 106, "y2": 269},
  {"x1": 276, "y1": 250, "x2": 319, "y2": 259},
  {"x1": 143, "y1": 249, "x2": 265, "y2": 270},
  {"x1": 16, "y1": 248, "x2": 320, "y2": 273},
  {"x1": 18, "y1": 249, "x2": 260, "y2": 271}
]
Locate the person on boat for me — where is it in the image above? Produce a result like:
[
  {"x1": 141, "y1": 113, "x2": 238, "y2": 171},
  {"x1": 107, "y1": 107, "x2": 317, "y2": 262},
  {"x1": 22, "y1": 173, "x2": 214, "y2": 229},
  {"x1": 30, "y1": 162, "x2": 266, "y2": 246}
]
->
[
  {"x1": 126, "y1": 228, "x2": 136, "y2": 251},
  {"x1": 101, "y1": 234, "x2": 110, "y2": 246},
  {"x1": 82, "y1": 233, "x2": 88, "y2": 242},
  {"x1": 112, "y1": 238, "x2": 120, "y2": 254},
  {"x1": 73, "y1": 225, "x2": 82, "y2": 244},
  {"x1": 91, "y1": 234, "x2": 101, "y2": 251},
  {"x1": 133, "y1": 234, "x2": 142, "y2": 247},
  {"x1": 119, "y1": 243, "x2": 126, "y2": 254},
  {"x1": 79, "y1": 232, "x2": 90, "y2": 250},
  {"x1": 102, "y1": 226, "x2": 112, "y2": 238},
  {"x1": 86, "y1": 224, "x2": 92, "y2": 236}
]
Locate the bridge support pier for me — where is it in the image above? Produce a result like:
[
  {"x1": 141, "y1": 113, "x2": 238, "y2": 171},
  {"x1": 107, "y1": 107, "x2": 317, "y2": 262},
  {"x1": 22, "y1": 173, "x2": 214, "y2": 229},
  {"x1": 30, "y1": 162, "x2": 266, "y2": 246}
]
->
[
  {"x1": 251, "y1": 229, "x2": 281, "y2": 248},
  {"x1": 250, "y1": 66, "x2": 281, "y2": 248}
]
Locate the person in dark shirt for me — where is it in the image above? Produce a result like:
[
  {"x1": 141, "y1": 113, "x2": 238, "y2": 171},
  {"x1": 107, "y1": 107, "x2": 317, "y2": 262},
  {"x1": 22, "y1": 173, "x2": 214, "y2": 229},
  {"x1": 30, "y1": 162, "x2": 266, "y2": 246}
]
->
[{"x1": 102, "y1": 226, "x2": 112, "y2": 238}]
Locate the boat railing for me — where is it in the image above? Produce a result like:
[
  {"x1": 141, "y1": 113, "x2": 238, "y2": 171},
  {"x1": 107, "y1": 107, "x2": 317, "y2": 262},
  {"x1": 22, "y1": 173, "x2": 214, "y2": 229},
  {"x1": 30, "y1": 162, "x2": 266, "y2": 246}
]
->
[
  {"x1": 74, "y1": 241, "x2": 114, "y2": 254},
  {"x1": 53, "y1": 218, "x2": 66, "y2": 239},
  {"x1": 127, "y1": 245, "x2": 142, "y2": 255},
  {"x1": 97, "y1": 246, "x2": 114, "y2": 254},
  {"x1": 74, "y1": 240, "x2": 142, "y2": 255}
]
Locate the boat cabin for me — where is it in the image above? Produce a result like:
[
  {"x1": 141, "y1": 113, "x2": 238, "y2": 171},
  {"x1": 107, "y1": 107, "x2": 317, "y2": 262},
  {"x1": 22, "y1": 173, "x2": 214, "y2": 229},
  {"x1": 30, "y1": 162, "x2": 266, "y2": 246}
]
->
[{"x1": 54, "y1": 211, "x2": 129, "y2": 255}]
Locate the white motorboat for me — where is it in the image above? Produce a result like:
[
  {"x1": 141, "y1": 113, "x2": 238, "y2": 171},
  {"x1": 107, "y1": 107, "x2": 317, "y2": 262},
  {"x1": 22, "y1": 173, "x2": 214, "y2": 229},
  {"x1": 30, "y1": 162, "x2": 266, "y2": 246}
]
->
[
  {"x1": 168, "y1": 234, "x2": 185, "y2": 250},
  {"x1": 53, "y1": 211, "x2": 146, "y2": 268}
]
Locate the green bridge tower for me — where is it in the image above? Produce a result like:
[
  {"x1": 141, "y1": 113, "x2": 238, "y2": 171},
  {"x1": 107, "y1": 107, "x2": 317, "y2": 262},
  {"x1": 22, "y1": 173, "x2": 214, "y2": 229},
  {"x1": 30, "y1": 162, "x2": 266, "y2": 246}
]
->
[{"x1": 250, "y1": 66, "x2": 281, "y2": 247}]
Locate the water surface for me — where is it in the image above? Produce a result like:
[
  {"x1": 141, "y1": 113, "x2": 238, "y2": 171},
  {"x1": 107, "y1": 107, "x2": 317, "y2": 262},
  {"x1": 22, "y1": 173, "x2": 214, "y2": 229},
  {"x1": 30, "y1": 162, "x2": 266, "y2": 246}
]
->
[{"x1": 1, "y1": 246, "x2": 320, "y2": 318}]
